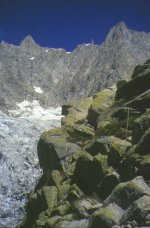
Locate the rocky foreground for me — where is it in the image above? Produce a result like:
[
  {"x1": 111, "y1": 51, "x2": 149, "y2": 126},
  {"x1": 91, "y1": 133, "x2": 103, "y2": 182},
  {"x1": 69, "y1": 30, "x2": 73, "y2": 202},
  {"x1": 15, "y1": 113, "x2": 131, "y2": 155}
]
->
[{"x1": 22, "y1": 60, "x2": 150, "y2": 228}]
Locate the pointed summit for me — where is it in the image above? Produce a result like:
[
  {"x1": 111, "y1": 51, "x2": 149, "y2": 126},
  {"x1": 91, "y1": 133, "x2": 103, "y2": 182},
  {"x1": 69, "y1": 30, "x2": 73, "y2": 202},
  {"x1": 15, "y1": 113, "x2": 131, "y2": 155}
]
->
[
  {"x1": 20, "y1": 35, "x2": 39, "y2": 49},
  {"x1": 105, "y1": 22, "x2": 131, "y2": 43}
]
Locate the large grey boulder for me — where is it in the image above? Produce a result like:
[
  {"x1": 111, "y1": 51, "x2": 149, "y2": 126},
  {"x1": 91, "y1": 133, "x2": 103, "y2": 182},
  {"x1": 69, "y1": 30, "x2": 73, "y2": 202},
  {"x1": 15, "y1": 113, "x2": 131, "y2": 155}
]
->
[
  {"x1": 88, "y1": 204, "x2": 124, "y2": 228},
  {"x1": 121, "y1": 195, "x2": 150, "y2": 226},
  {"x1": 104, "y1": 176, "x2": 150, "y2": 209}
]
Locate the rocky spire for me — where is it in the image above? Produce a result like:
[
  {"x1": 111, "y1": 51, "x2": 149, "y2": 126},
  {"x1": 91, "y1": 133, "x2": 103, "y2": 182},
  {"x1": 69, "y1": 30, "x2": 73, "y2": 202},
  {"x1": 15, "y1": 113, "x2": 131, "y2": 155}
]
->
[
  {"x1": 20, "y1": 35, "x2": 39, "y2": 49},
  {"x1": 105, "y1": 22, "x2": 132, "y2": 43},
  {"x1": 20, "y1": 35, "x2": 42, "y2": 56}
]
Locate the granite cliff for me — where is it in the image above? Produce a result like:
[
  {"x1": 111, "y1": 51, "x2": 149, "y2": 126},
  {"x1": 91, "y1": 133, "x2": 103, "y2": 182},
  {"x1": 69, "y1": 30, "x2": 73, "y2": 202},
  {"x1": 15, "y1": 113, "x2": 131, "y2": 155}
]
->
[
  {"x1": 1, "y1": 22, "x2": 150, "y2": 113},
  {"x1": 22, "y1": 60, "x2": 150, "y2": 228}
]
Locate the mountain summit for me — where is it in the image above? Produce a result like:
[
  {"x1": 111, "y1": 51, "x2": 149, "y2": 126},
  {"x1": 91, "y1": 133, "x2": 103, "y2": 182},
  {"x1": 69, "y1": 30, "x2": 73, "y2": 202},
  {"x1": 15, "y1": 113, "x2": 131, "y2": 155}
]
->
[
  {"x1": 20, "y1": 35, "x2": 38, "y2": 48},
  {"x1": 0, "y1": 22, "x2": 150, "y2": 113},
  {"x1": 106, "y1": 22, "x2": 132, "y2": 42}
]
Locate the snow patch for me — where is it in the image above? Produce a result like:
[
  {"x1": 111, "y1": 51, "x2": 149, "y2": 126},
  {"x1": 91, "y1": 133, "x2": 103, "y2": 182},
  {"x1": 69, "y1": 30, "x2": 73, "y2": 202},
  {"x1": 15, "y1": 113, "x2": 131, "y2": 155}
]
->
[
  {"x1": 66, "y1": 51, "x2": 71, "y2": 54},
  {"x1": 29, "y1": 57, "x2": 35, "y2": 60},
  {"x1": 45, "y1": 49, "x2": 49, "y2": 52},
  {"x1": 8, "y1": 100, "x2": 63, "y2": 129},
  {"x1": 33, "y1": 86, "x2": 43, "y2": 94},
  {"x1": 85, "y1": 43, "x2": 90, "y2": 46}
]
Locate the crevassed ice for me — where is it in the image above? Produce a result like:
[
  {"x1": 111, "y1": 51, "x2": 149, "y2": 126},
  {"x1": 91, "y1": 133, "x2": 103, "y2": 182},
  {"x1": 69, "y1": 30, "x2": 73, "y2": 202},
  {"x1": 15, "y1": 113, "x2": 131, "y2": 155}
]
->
[
  {"x1": 1, "y1": 100, "x2": 63, "y2": 227},
  {"x1": 9, "y1": 100, "x2": 63, "y2": 123}
]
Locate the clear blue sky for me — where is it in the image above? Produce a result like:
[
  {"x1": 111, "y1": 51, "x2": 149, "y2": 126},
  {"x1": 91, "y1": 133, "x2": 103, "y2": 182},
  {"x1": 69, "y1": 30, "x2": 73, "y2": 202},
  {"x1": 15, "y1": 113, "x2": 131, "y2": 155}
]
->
[{"x1": 0, "y1": 0, "x2": 150, "y2": 51}]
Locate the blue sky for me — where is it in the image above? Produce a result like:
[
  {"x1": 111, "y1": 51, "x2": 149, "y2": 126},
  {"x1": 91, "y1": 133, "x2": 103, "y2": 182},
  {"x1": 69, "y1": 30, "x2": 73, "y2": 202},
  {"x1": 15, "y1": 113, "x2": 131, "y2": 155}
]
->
[{"x1": 0, "y1": 0, "x2": 150, "y2": 50}]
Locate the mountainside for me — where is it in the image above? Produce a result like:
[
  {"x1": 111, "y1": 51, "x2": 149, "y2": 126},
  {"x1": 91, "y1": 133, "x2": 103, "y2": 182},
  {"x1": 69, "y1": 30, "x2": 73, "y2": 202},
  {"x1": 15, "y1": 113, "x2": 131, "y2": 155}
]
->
[
  {"x1": 22, "y1": 59, "x2": 150, "y2": 228},
  {"x1": 1, "y1": 22, "x2": 150, "y2": 113}
]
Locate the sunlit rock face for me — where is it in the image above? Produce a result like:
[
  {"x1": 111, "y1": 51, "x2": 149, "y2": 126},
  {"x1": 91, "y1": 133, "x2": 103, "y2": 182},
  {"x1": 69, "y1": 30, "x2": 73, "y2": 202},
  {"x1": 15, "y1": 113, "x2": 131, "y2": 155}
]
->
[
  {"x1": 1, "y1": 22, "x2": 150, "y2": 113},
  {"x1": 0, "y1": 103, "x2": 62, "y2": 228}
]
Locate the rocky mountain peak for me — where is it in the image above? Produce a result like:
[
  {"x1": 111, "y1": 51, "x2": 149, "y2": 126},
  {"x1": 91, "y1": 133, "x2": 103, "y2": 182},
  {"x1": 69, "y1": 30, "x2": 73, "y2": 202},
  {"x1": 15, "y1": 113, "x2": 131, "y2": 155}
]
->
[
  {"x1": 20, "y1": 35, "x2": 42, "y2": 56},
  {"x1": 0, "y1": 22, "x2": 150, "y2": 113},
  {"x1": 106, "y1": 21, "x2": 132, "y2": 43},
  {"x1": 20, "y1": 35, "x2": 39, "y2": 49}
]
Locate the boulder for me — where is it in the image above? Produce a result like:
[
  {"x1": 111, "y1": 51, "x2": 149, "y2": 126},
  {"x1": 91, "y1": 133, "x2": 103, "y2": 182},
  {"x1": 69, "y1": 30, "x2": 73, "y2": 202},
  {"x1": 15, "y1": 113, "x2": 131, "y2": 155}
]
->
[
  {"x1": 94, "y1": 153, "x2": 113, "y2": 176},
  {"x1": 54, "y1": 219, "x2": 89, "y2": 228},
  {"x1": 124, "y1": 89, "x2": 150, "y2": 112},
  {"x1": 73, "y1": 152, "x2": 110, "y2": 194},
  {"x1": 104, "y1": 176, "x2": 150, "y2": 209},
  {"x1": 132, "y1": 109, "x2": 150, "y2": 144},
  {"x1": 139, "y1": 156, "x2": 150, "y2": 180},
  {"x1": 115, "y1": 68, "x2": 150, "y2": 101},
  {"x1": 87, "y1": 86, "x2": 116, "y2": 128},
  {"x1": 42, "y1": 186, "x2": 58, "y2": 215},
  {"x1": 72, "y1": 195, "x2": 101, "y2": 218},
  {"x1": 46, "y1": 216, "x2": 62, "y2": 228},
  {"x1": 88, "y1": 204, "x2": 124, "y2": 228},
  {"x1": 53, "y1": 201, "x2": 71, "y2": 216},
  {"x1": 60, "y1": 213, "x2": 77, "y2": 222},
  {"x1": 72, "y1": 123, "x2": 94, "y2": 138},
  {"x1": 84, "y1": 136, "x2": 112, "y2": 156},
  {"x1": 67, "y1": 123, "x2": 94, "y2": 145},
  {"x1": 38, "y1": 128, "x2": 81, "y2": 172},
  {"x1": 23, "y1": 191, "x2": 45, "y2": 227},
  {"x1": 36, "y1": 213, "x2": 49, "y2": 227},
  {"x1": 68, "y1": 184, "x2": 84, "y2": 201},
  {"x1": 108, "y1": 136, "x2": 131, "y2": 168},
  {"x1": 97, "y1": 172, "x2": 120, "y2": 200},
  {"x1": 51, "y1": 170, "x2": 64, "y2": 188},
  {"x1": 62, "y1": 97, "x2": 93, "y2": 118},
  {"x1": 61, "y1": 97, "x2": 93, "y2": 132},
  {"x1": 118, "y1": 152, "x2": 139, "y2": 181},
  {"x1": 66, "y1": 150, "x2": 90, "y2": 179},
  {"x1": 134, "y1": 128, "x2": 150, "y2": 156},
  {"x1": 50, "y1": 170, "x2": 70, "y2": 200},
  {"x1": 121, "y1": 195, "x2": 150, "y2": 226},
  {"x1": 131, "y1": 61, "x2": 150, "y2": 79},
  {"x1": 97, "y1": 108, "x2": 132, "y2": 139},
  {"x1": 84, "y1": 136, "x2": 131, "y2": 165}
]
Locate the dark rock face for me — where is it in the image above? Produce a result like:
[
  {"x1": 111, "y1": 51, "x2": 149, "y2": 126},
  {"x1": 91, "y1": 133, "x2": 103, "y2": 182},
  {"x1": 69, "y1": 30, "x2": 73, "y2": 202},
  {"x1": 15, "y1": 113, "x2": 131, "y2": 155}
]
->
[
  {"x1": 22, "y1": 60, "x2": 150, "y2": 228},
  {"x1": 1, "y1": 22, "x2": 150, "y2": 113},
  {"x1": 115, "y1": 69, "x2": 150, "y2": 101},
  {"x1": 73, "y1": 153, "x2": 108, "y2": 194}
]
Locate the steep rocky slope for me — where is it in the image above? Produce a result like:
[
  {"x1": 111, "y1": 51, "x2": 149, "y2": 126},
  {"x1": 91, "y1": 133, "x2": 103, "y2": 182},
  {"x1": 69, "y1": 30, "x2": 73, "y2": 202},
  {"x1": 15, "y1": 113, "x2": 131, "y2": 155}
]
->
[
  {"x1": 23, "y1": 59, "x2": 150, "y2": 228},
  {"x1": 1, "y1": 22, "x2": 150, "y2": 113}
]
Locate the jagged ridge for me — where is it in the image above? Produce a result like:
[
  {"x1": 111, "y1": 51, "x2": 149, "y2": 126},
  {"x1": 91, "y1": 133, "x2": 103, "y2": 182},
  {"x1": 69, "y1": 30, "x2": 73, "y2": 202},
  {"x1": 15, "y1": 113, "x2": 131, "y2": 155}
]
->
[{"x1": 0, "y1": 22, "x2": 150, "y2": 113}]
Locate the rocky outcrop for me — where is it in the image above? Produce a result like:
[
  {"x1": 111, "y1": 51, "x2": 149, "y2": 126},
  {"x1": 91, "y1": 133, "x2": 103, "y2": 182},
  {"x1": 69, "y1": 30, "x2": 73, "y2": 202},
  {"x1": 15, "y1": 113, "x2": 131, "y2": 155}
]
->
[
  {"x1": 1, "y1": 22, "x2": 150, "y2": 113},
  {"x1": 22, "y1": 59, "x2": 150, "y2": 228}
]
